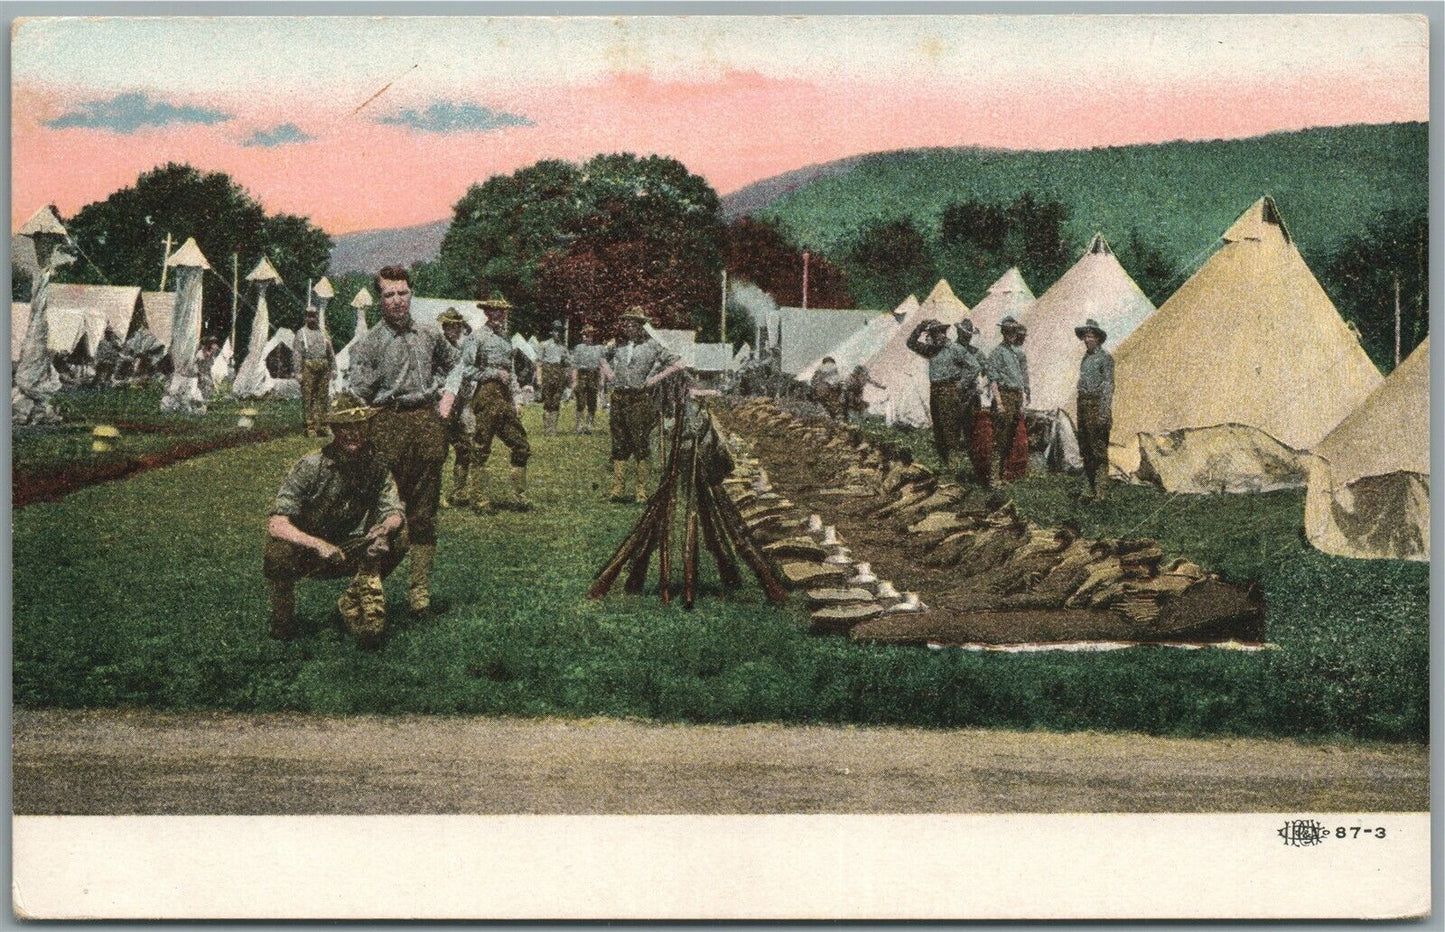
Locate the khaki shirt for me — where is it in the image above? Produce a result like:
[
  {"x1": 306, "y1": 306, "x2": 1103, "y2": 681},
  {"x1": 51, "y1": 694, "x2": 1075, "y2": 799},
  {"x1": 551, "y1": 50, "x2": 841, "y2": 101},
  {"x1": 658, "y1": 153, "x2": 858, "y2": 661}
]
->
[
  {"x1": 271, "y1": 444, "x2": 404, "y2": 543},
  {"x1": 444, "y1": 324, "x2": 513, "y2": 396},
  {"x1": 348, "y1": 316, "x2": 453, "y2": 407},
  {"x1": 987, "y1": 343, "x2": 1030, "y2": 397},
  {"x1": 606, "y1": 339, "x2": 679, "y2": 390},
  {"x1": 1076, "y1": 346, "x2": 1115, "y2": 419},
  {"x1": 572, "y1": 342, "x2": 605, "y2": 371},
  {"x1": 294, "y1": 326, "x2": 335, "y2": 364},
  {"x1": 537, "y1": 339, "x2": 571, "y2": 366}
]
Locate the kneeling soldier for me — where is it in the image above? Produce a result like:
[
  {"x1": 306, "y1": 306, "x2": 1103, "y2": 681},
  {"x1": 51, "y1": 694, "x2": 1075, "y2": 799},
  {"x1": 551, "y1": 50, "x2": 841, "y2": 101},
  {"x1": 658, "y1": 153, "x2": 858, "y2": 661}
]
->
[{"x1": 265, "y1": 396, "x2": 408, "y2": 650}]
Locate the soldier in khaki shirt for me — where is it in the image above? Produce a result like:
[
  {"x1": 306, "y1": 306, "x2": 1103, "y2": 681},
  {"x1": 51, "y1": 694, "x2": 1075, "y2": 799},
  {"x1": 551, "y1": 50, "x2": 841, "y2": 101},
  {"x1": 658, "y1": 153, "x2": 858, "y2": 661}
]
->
[
  {"x1": 570, "y1": 324, "x2": 605, "y2": 434},
  {"x1": 602, "y1": 307, "x2": 684, "y2": 502},
  {"x1": 293, "y1": 307, "x2": 336, "y2": 436},
  {"x1": 1074, "y1": 318, "x2": 1115, "y2": 502},
  {"x1": 437, "y1": 308, "x2": 475, "y2": 506},
  {"x1": 536, "y1": 320, "x2": 572, "y2": 435},
  {"x1": 265, "y1": 396, "x2": 408, "y2": 650}
]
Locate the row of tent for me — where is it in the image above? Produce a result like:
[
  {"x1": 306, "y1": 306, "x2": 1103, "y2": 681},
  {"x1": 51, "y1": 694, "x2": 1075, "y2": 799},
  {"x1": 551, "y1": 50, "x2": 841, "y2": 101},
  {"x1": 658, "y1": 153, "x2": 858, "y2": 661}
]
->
[{"x1": 774, "y1": 196, "x2": 1426, "y2": 563}]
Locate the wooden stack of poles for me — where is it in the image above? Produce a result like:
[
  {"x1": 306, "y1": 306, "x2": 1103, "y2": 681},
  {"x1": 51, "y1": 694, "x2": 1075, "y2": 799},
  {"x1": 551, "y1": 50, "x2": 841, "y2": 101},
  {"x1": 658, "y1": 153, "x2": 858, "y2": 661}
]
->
[{"x1": 590, "y1": 397, "x2": 789, "y2": 608}]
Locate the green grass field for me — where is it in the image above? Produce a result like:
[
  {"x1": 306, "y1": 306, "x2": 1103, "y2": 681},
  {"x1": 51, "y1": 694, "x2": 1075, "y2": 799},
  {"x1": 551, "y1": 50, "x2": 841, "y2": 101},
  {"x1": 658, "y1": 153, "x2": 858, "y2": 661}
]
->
[
  {"x1": 11, "y1": 406, "x2": 1427, "y2": 742},
  {"x1": 12, "y1": 383, "x2": 301, "y2": 477}
]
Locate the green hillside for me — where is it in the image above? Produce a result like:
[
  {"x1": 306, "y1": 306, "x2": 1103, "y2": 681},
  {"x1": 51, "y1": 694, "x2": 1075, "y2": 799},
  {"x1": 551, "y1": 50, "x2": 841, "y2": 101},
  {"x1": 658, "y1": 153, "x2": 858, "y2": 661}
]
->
[{"x1": 755, "y1": 123, "x2": 1428, "y2": 301}]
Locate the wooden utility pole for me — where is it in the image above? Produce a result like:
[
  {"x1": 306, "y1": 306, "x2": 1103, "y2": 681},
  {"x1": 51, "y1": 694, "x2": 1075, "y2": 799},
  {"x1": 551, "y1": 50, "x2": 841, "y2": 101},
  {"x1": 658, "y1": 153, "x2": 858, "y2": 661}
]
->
[
  {"x1": 801, "y1": 251, "x2": 810, "y2": 311},
  {"x1": 159, "y1": 232, "x2": 174, "y2": 290},
  {"x1": 720, "y1": 269, "x2": 728, "y2": 343},
  {"x1": 230, "y1": 253, "x2": 239, "y2": 350},
  {"x1": 1394, "y1": 273, "x2": 1402, "y2": 367}
]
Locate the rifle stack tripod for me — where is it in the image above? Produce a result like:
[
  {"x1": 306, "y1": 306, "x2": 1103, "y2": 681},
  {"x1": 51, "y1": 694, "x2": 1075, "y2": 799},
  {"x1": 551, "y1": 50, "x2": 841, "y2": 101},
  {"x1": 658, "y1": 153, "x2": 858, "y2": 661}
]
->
[{"x1": 589, "y1": 397, "x2": 789, "y2": 608}]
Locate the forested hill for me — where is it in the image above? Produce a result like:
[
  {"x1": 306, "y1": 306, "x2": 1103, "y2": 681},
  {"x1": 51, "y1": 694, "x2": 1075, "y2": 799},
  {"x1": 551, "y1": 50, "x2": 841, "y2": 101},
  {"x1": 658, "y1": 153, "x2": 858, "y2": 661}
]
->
[{"x1": 737, "y1": 122, "x2": 1427, "y2": 274}]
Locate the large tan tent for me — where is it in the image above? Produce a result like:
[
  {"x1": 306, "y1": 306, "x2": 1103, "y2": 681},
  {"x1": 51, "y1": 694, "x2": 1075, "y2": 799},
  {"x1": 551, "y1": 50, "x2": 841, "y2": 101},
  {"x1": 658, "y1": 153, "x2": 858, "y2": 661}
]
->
[
  {"x1": 1024, "y1": 234, "x2": 1156, "y2": 413},
  {"x1": 1109, "y1": 196, "x2": 1383, "y2": 490},
  {"x1": 1305, "y1": 337, "x2": 1429, "y2": 562},
  {"x1": 968, "y1": 268, "x2": 1035, "y2": 350},
  {"x1": 918, "y1": 279, "x2": 970, "y2": 324}
]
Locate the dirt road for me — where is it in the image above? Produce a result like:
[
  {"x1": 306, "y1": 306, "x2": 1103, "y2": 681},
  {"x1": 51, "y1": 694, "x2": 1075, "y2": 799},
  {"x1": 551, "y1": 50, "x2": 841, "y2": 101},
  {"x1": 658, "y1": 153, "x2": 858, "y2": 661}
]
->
[{"x1": 13, "y1": 710, "x2": 1426, "y2": 814}]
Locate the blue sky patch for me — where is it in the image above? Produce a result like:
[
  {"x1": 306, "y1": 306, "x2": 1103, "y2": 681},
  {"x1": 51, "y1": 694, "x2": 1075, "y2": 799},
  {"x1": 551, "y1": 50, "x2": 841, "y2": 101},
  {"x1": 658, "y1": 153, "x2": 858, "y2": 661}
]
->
[
  {"x1": 242, "y1": 123, "x2": 315, "y2": 147},
  {"x1": 45, "y1": 91, "x2": 231, "y2": 133},
  {"x1": 376, "y1": 101, "x2": 533, "y2": 133}
]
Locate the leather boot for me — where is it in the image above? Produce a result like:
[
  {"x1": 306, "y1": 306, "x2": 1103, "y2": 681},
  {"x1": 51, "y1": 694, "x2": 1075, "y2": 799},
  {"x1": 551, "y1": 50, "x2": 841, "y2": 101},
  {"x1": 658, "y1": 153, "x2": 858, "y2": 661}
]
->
[
  {"x1": 610, "y1": 460, "x2": 627, "y2": 501},
  {"x1": 468, "y1": 466, "x2": 492, "y2": 512},
  {"x1": 447, "y1": 460, "x2": 471, "y2": 507},
  {"x1": 343, "y1": 571, "x2": 386, "y2": 650},
  {"x1": 408, "y1": 544, "x2": 436, "y2": 615},
  {"x1": 267, "y1": 579, "x2": 297, "y2": 640},
  {"x1": 634, "y1": 459, "x2": 651, "y2": 503},
  {"x1": 510, "y1": 466, "x2": 532, "y2": 510}
]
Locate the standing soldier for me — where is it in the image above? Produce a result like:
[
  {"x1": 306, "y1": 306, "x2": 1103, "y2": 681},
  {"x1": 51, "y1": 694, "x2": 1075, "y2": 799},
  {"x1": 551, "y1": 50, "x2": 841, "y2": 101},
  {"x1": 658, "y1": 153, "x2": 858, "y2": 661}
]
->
[
  {"x1": 264, "y1": 394, "x2": 408, "y2": 650},
  {"x1": 195, "y1": 336, "x2": 221, "y2": 400},
  {"x1": 347, "y1": 265, "x2": 453, "y2": 617},
  {"x1": 1074, "y1": 318, "x2": 1115, "y2": 502},
  {"x1": 842, "y1": 363, "x2": 883, "y2": 422},
  {"x1": 93, "y1": 325, "x2": 122, "y2": 388},
  {"x1": 987, "y1": 316, "x2": 1030, "y2": 483},
  {"x1": 437, "y1": 308, "x2": 475, "y2": 507},
  {"x1": 603, "y1": 307, "x2": 684, "y2": 503},
  {"x1": 907, "y1": 318, "x2": 987, "y2": 472},
  {"x1": 809, "y1": 356, "x2": 844, "y2": 419},
  {"x1": 536, "y1": 320, "x2": 572, "y2": 435},
  {"x1": 439, "y1": 293, "x2": 531, "y2": 511},
  {"x1": 294, "y1": 306, "x2": 336, "y2": 437},
  {"x1": 571, "y1": 324, "x2": 605, "y2": 434}
]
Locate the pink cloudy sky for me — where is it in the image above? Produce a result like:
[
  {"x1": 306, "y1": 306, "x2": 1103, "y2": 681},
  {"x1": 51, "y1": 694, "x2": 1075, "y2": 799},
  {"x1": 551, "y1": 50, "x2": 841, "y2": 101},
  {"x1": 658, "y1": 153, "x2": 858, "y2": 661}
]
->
[{"x1": 11, "y1": 14, "x2": 1430, "y2": 235}]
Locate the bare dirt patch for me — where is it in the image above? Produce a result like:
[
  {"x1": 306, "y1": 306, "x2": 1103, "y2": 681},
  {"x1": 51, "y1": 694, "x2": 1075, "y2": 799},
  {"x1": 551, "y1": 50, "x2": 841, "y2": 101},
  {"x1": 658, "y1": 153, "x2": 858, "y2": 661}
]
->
[{"x1": 13, "y1": 709, "x2": 1426, "y2": 814}]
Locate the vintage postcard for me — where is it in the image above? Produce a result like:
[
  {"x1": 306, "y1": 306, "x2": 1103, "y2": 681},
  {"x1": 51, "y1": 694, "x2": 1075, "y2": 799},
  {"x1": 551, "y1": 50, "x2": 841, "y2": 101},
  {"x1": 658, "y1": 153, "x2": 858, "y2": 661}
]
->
[{"x1": 7, "y1": 10, "x2": 1433, "y2": 919}]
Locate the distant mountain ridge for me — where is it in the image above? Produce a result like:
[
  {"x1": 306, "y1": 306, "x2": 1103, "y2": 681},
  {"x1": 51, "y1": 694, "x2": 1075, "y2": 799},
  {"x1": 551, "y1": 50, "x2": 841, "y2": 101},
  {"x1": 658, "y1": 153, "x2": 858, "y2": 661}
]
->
[{"x1": 328, "y1": 218, "x2": 450, "y2": 274}]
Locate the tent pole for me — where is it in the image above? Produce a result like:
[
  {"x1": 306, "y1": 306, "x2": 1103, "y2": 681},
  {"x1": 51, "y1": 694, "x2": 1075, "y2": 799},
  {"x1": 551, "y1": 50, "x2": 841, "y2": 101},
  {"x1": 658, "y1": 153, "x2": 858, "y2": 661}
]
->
[
  {"x1": 1394, "y1": 273, "x2": 1401, "y2": 367},
  {"x1": 720, "y1": 269, "x2": 727, "y2": 344},
  {"x1": 230, "y1": 253, "x2": 239, "y2": 349},
  {"x1": 159, "y1": 232, "x2": 173, "y2": 290}
]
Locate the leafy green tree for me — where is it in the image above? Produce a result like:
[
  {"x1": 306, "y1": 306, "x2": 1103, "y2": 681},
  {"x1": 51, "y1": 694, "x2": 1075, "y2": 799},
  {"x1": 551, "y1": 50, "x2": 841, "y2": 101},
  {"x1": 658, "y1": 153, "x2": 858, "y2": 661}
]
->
[
  {"x1": 722, "y1": 217, "x2": 852, "y2": 312},
  {"x1": 12, "y1": 263, "x2": 32, "y2": 302},
  {"x1": 432, "y1": 153, "x2": 725, "y2": 336},
  {"x1": 61, "y1": 163, "x2": 331, "y2": 343},
  {"x1": 1321, "y1": 208, "x2": 1428, "y2": 372},
  {"x1": 840, "y1": 219, "x2": 936, "y2": 308}
]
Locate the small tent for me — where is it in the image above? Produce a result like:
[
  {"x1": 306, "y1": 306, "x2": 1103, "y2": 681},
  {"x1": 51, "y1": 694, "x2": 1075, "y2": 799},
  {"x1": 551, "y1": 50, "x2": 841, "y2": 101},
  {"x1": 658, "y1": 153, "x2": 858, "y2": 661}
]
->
[
  {"x1": 645, "y1": 325, "x2": 698, "y2": 368},
  {"x1": 968, "y1": 268, "x2": 1035, "y2": 350},
  {"x1": 918, "y1": 279, "x2": 970, "y2": 325},
  {"x1": 860, "y1": 294, "x2": 940, "y2": 427},
  {"x1": 1109, "y1": 196, "x2": 1383, "y2": 490},
  {"x1": 332, "y1": 295, "x2": 373, "y2": 395},
  {"x1": 760, "y1": 306, "x2": 880, "y2": 375},
  {"x1": 796, "y1": 308, "x2": 900, "y2": 385},
  {"x1": 233, "y1": 255, "x2": 284, "y2": 398},
  {"x1": 1305, "y1": 337, "x2": 1429, "y2": 562}
]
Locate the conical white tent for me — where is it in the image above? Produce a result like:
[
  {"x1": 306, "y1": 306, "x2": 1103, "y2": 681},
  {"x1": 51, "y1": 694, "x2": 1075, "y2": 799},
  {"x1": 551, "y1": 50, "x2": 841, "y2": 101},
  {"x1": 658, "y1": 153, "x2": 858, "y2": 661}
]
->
[
  {"x1": 12, "y1": 207, "x2": 69, "y2": 425},
  {"x1": 1305, "y1": 337, "x2": 1429, "y2": 561},
  {"x1": 1110, "y1": 196, "x2": 1383, "y2": 490},
  {"x1": 860, "y1": 294, "x2": 938, "y2": 426},
  {"x1": 332, "y1": 302, "x2": 372, "y2": 396},
  {"x1": 796, "y1": 309, "x2": 900, "y2": 384},
  {"x1": 968, "y1": 268, "x2": 1035, "y2": 350},
  {"x1": 1025, "y1": 234, "x2": 1157, "y2": 413},
  {"x1": 918, "y1": 279, "x2": 970, "y2": 325},
  {"x1": 312, "y1": 276, "x2": 335, "y2": 336},
  {"x1": 261, "y1": 327, "x2": 303, "y2": 399},
  {"x1": 160, "y1": 237, "x2": 210, "y2": 413},
  {"x1": 233, "y1": 256, "x2": 283, "y2": 398},
  {"x1": 211, "y1": 337, "x2": 233, "y2": 385}
]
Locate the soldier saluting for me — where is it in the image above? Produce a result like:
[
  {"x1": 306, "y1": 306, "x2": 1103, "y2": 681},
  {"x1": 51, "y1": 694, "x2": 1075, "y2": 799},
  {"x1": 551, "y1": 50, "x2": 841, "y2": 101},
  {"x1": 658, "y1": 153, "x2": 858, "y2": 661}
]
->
[
  {"x1": 906, "y1": 317, "x2": 986, "y2": 475},
  {"x1": 602, "y1": 307, "x2": 684, "y2": 503},
  {"x1": 439, "y1": 293, "x2": 531, "y2": 511}
]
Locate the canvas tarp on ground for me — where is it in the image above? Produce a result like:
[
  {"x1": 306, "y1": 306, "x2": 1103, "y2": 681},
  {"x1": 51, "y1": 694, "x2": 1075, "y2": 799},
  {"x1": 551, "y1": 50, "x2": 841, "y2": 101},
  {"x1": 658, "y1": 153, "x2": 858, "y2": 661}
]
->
[
  {"x1": 861, "y1": 294, "x2": 942, "y2": 427},
  {"x1": 1305, "y1": 337, "x2": 1429, "y2": 562},
  {"x1": 967, "y1": 268, "x2": 1035, "y2": 351},
  {"x1": 1109, "y1": 196, "x2": 1382, "y2": 483},
  {"x1": 1135, "y1": 424, "x2": 1313, "y2": 494}
]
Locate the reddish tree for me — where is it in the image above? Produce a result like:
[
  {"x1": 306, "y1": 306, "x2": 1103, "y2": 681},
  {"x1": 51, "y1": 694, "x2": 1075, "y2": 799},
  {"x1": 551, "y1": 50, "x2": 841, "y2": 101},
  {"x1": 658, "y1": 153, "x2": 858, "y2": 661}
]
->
[
  {"x1": 724, "y1": 217, "x2": 853, "y2": 308},
  {"x1": 536, "y1": 235, "x2": 707, "y2": 341}
]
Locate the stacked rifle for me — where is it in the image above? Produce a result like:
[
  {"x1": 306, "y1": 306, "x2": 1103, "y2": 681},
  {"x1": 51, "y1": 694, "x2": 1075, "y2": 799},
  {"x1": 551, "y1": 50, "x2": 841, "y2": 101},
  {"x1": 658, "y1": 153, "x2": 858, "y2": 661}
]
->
[{"x1": 589, "y1": 398, "x2": 789, "y2": 608}]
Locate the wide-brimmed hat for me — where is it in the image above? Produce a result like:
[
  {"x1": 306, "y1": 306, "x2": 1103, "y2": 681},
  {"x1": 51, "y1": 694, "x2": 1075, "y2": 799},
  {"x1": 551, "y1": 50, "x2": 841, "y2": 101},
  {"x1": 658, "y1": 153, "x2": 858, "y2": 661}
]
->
[
  {"x1": 620, "y1": 306, "x2": 651, "y2": 323},
  {"x1": 1074, "y1": 318, "x2": 1108, "y2": 342},
  {"x1": 326, "y1": 393, "x2": 376, "y2": 426},
  {"x1": 955, "y1": 319, "x2": 978, "y2": 337},
  {"x1": 922, "y1": 319, "x2": 949, "y2": 332},
  {"x1": 438, "y1": 307, "x2": 470, "y2": 328},
  {"x1": 998, "y1": 316, "x2": 1022, "y2": 331},
  {"x1": 476, "y1": 291, "x2": 513, "y2": 312}
]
